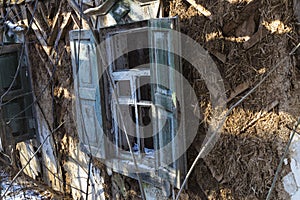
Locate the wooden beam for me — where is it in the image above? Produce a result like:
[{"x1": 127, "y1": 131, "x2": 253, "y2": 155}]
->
[
  {"x1": 185, "y1": 0, "x2": 212, "y2": 20},
  {"x1": 0, "y1": 43, "x2": 21, "y2": 54},
  {"x1": 70, "y1": 12, "x2": 81, "y2": 29},
  {"x1": 54, "y1": 12, "x2": 72, "y2": 49},
  {"x1": 34, "y1": 44, "x2": 53, "y2": 77},
  {"x1": 27, "y1": 4, "x2": 49, "y2": 41},
  {"x1": 47, "y1": 1, "x2": 63, "y2": 46},
  {"x1": 12, "y1": 5, "x2": 22, "y2": 23},
  {"x1": 38, "y1": 2, "x2": 50, "y2": 29},
  {"x1": 7, "y1": 7, "x2": 18, "y2": 23},
  {"x1": 20, "y1": 5, "x2": 28, "y2": 26},
  {"x1": 243, "y1": 26, "x2": 269, "y2": 50},
  {"x1": 30, "y1": 22, "x2": 57, "y2": 68}
]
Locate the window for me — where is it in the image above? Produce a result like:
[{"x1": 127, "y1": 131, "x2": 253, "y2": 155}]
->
[
  {"x1": 70, "y1": 17, "x2": 186, "y2": 193},
  {"x1": 0, "y1": 44, "x2": 37, "y2": 151}
]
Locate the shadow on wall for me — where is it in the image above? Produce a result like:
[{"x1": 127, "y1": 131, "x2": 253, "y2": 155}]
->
[{"x1": 169, "y1": 0, "x2": 300, "y2": 199}]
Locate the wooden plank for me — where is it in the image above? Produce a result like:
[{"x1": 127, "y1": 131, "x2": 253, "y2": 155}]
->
[
  {"x1": 20, "y1": 5, "x2": 28, "y2": 26},
  {"x1": 71, "y1": 12, "x2": 81, "y2": 29},
  {"x1": 0, "y1": 7, "x2": 4, "y2": 17},
  {"x1": 30, "y1": 22, "x2": 56, "y2": 67},
  {"x1": 0, "y1": 43, "x2": 21, "y2": 54},
  {"x1": 54, "y1": 12, "x2": 72, "y2": 49},
  {"x1": 243, "y1": 26, "x2": 269, "y2": 50},
  {"x1": 34, "y1": 44, "x2": 52, "y2": 77},
  {"x1": 38, "y1": 2, "x2": 50, "y2": 29},
  {"x1": 185, "y1": 0, "x2": 212, "y2": 20},
  {"x1": 47, "y1": 1, "x2": 63, "y2": 46},
  {"x1": 227, "y1": 81, "x2": 250, "y2": 103},
  {"x1": 0, "y1": 0, "x2": 25, "y2": 7},
  {"x1": 27, "y1": 4, "x2": 49, "y2": 41},
  {"x1": 83, "y1": 0, "x2": 117, "y2": 16},
  {"x1": 12, "y1": 5, "x2": 22, "y2": 23},
  {"x1": 7, "y1": 7, "x2": 18, "y2": 23}
]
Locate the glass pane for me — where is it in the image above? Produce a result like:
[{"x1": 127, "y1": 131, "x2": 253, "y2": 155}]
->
[
  {"x1": 116, "y1": 80, "x2": 131, "y2": 97},
  {"x1": 136, "y1": 76, "x2": 151, "y2": 101},
  {"x1": 0, "y1": 52, "x2": 21, "y2": 91},
  {"x1": 137, "y1": 106, "x2": 154, "y2": 153},
  {"x1": 112, "y1": 30, "x2": 150, "y2": 71},
  {"x1": 116, "y1": 105, "x2": 136, "y2": 151}
]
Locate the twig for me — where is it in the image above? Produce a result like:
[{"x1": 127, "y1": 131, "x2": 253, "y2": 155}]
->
[
  {"x1": 175, "y1": 42, "x2": 300, "y2": 200},
  {"x1": 240, "y1": 100, "x2": 279, "y2": 133},
  {"x1": 265, "y1": 118, "x2": 300, "y2": 200}
]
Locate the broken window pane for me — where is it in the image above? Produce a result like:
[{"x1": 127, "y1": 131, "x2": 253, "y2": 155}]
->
[
  {"x1": 0, "y1": 52, "x2": 21, "y2": 91},
  {"x1": 136, "y1": 76, "x2": 151, "y2": 102}
]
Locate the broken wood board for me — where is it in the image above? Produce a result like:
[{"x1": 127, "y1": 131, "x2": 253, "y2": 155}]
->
[
  {"x1": 210, "y1": 50, "x2": 227, "y2": 63},
  {"x1": 222, "y1": 0, "x2": 260, "y2": 36},
  {"x1": 243, "y1": 26, "x2": 269, "y2": 50},
  {"x1": 227, "y1": 81, "x2": 251, "y2": 103}
]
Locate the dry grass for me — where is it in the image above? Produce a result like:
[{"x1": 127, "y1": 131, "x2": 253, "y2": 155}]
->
[{"x1": 169, "y1": 0, "x2": 300, "y2": 199}]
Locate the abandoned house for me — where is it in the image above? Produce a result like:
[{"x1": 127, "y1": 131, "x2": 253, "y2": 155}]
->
[{"x1": 1, "y1": 0, "x2": 300, "y2": 199}]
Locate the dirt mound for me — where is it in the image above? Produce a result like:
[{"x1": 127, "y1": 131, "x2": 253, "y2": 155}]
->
[{"x1": 168, "y1": 0, "x2": 300, "y2": 199}]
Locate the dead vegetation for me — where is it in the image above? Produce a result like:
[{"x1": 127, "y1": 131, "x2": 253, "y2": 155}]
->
[
  {"x1": 1, "y1": 0, "x2": 300, "y2": 199},
  {"x1": 168, "y1": 0, "x2": 300, "y2": 199}
]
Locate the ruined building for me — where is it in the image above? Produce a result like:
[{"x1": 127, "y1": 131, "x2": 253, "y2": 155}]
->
[{"x1": 1, "y1": 0, "x2": 300, "y2": 199}]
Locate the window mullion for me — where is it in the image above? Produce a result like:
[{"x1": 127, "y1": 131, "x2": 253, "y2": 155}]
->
[{"x1": 132, "y1": 76, "x2": 141, "y2": 159}]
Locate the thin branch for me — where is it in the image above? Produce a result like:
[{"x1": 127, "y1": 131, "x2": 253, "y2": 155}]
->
[
  {"x1": 175, "y1": 42, "x2": 300, "y2": 200},
  {"x1": 265, "y1": 118, "x2": 300, "y2": 200}
]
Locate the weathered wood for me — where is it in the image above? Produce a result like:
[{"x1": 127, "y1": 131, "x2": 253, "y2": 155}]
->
[
  {"x1": 30, "y1": 22, "x2": 57, "y2": 68},
  {"x1": 31, "y1": 22, "x2": 48, "y2": 50},
  {"x1": 54, "y1": 12, "x2": 71, "y2": 49},
  {"x1": 0, "y1": 7, "x2": 4, "y2": 17},
  {"x1": 83, "y1": 0, "x2": 117, "y2": 16},
  {"x1": 227, "y1": 81, "x2": 250, "y2": 103},
  {"x1": 20, "y1": 5, "x2": 28, "y2": 26},
  {"x1": 223, "y1": 0, "x2": 260, "y2": 36},
  {"x1": 243, "y1": 26, "x2": 269, "y2": 50},
  {"x1": 185, "y1": 0, "x2": 212, "y2": 20},
  {"x1": 34, "y1": 44, "x2": 53, "y2": 77},
  {"x1": 210, "y1": 50, "x2": 227, "y2": 63},
  {"x1": 0, "y1": 0, "x2": 26, "y2": 7},
  {"x1": 71, "y1": 12, "x2": 81, "y2": 29},
  {"x1": 7, "y1": 7, "x2": 18, "y2": 23},
  {"x1": 27, "y1": 4, "x2": 49, "y2": 41},
  {"x1": 0, "y1": 43, "x2": 21, "y2": 54},
  {"x1": 12, "y1": 5, "x2": 22, "y2": 23},
  {"x1": 38, "y1": 2, "x2": 50, "y2": 29},
  {"x1": 47, "y1": 2, "x2": 63, "y2": 46}
]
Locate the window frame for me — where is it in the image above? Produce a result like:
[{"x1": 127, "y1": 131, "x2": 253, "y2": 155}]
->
[
  {"x1": 0, "y1": 44, "x2": 37, "y2": 150},
  {"x1": 70, "y1": 17, "x2": 186, "y2": 194}
]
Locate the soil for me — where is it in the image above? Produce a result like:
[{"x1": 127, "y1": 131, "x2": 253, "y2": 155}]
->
[{"x1": 168, "y1": 0, "x2": 300, "y2": 199}]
